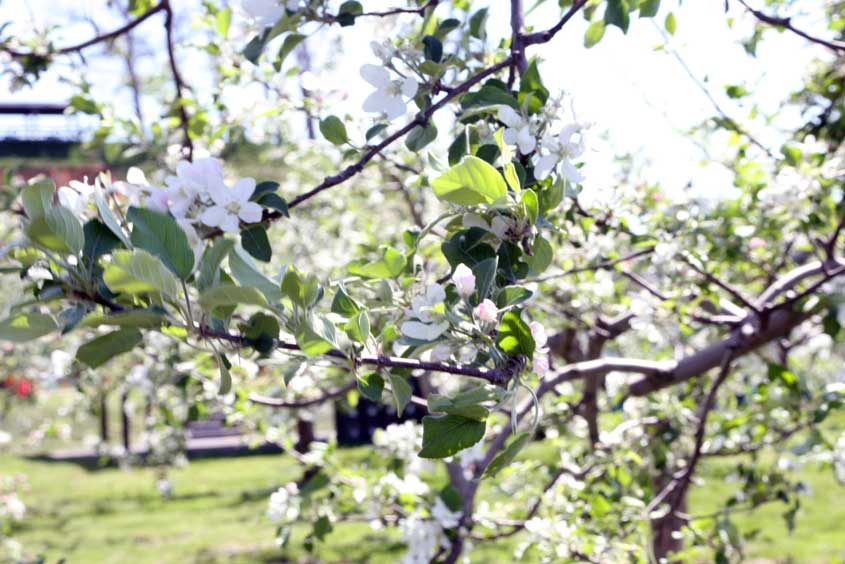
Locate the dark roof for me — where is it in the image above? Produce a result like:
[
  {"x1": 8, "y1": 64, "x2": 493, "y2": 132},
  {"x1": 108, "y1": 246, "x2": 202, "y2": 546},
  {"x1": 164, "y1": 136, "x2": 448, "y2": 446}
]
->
[{"x1": 0, "y1": 103, "x2": 68, "y2": 115}]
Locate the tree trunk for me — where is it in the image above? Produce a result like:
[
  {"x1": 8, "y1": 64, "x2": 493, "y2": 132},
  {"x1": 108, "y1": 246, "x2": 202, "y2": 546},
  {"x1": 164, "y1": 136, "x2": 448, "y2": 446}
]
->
[{"x1": 650, "y1": 484, "x2": 687, "y2": 562}]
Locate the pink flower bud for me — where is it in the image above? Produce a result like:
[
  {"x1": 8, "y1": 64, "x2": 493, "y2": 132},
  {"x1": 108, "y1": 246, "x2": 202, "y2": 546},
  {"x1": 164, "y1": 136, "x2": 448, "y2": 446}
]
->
[
  {"x1": 451, "y1": 263, "x2": 476, "y2": 298},
  {"x1": 474, "y1": 299, "x2": 499, "y2": 324}
]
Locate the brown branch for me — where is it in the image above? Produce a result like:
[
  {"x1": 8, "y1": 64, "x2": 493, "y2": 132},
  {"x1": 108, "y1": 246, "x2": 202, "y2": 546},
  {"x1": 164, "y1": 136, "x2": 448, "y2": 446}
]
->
[
  {"x1": 507, "y1": 0, "x2": 528, "y2": 88},
  {"x1": 521, "y1": 0, "x2": 589, "y2": 46},
  {"x1": 530, "y1": 246, "x2": 655, "y2": 283},
  {"x1": 162, "y1": 1, "x2": 193, "y2": 161},
  {"x1": 249, "y1": 382, "x2": 355, "y2": 408},
  {"x1": 684, "y1": 258, "x2": 760, "y2": 313},
  {"x1": 737, "y1": 0, "x2": 845, "y2": 53},
  {"x1": 278, "y1": 58, "x2": 513, "y2": 213},
  {"x1": 358, "y1": 0, "x2": 438, "y2": 18},
  {"x1": 3, "y1": 2, "x2": 166, "y2": 57}
]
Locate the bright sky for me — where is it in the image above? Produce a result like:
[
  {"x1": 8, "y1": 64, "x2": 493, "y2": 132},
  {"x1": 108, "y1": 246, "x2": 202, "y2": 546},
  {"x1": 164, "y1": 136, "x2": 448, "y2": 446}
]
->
[{"x1": 1, "y1": 0, "x2": 833, "y2": 200}]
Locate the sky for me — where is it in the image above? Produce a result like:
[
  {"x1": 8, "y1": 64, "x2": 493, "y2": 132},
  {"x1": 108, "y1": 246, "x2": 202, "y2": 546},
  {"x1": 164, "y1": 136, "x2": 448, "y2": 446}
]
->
[{"x1": 0, "y1": 0, "x2": 834, "y2": 200}]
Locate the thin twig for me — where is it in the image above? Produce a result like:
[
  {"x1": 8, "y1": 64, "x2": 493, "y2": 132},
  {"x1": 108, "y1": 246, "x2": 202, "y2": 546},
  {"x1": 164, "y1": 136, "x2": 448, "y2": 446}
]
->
[{"x1": 737, "y1": 0, "x2": 845, "y2": 53}]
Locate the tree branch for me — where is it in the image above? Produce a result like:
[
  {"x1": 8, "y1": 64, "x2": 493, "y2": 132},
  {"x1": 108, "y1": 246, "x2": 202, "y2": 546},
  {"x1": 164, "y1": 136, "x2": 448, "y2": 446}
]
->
[
  {"x1": 3, "y1": 2, "x2": 166, "y2": 57},
  {"x1": 736, "y1": 0, "x2": 845, "y2": 53}
]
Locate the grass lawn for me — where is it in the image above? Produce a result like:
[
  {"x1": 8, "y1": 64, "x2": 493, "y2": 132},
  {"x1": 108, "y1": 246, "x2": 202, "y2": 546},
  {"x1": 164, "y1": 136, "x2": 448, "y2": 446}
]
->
[{"x1": 2, "y1": 448, "x2": 845, "y2": 564}]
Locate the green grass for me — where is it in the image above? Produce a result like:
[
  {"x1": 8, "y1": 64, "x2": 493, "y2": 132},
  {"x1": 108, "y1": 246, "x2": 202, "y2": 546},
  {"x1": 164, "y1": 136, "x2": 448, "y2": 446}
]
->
[{"x1": 2, "y1": 448, "x2": 844, "y2": 563}]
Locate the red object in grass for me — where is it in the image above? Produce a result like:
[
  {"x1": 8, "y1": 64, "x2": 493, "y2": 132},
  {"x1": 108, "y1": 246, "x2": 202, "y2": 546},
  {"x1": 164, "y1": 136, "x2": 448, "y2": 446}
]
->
[{"x1": 14, "y1": 378, "x2": 33, "y2": 398}]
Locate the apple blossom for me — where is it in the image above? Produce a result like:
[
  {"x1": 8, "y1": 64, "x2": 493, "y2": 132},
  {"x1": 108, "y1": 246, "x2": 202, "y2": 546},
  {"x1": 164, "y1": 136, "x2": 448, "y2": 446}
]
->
[
  {"x1": 498, "y1": 105, "x2": 536, "y2": 154},
  {"x1": 360, "y1": 64, "x2": 418, "y2": 122},
  {"x1": 474, "y1": 299, "x2": 498, "y2": 324},
  {"x1": 533, "y1": 122, "x2": 587, "y2": 182},
  {"x1": 451, "y1": 263, "x2": 476, "y2": 298},
  {"x1": 198, "y1": 177, "x2": 263, "y2": 233}
]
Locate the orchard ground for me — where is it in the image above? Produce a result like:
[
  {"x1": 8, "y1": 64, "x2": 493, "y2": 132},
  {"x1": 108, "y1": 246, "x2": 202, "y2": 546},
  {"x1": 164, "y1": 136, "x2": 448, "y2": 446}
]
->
[{"x1": 2, "y1": 411, "x2": 844, "y2": 563}]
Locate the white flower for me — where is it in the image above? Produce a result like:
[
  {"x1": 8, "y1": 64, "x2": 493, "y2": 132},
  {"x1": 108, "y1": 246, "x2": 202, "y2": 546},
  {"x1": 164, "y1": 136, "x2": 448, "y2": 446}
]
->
[
  {"x1": 165, "y1": 158, "x2": 225, "y2": 219},
  {"x1": 267, "y1": 483, "x2": 300, "y2": 523},
  {"x1": 529, "y1": 321, "x2": 548, "y2": 349},
  {"x1": 529, "y1": 321, "x2": 550, "y2": 376},
  {"x1": 2, "y1": 494, "x2": 25, "y2": 521},
  {"x1": 370, "y1": 40, "x2": 396, "y2": 64},
  {"x1": 533, "y1": 122, "x2": 587, "y2": 182},
  {"x1": 242, "y1": 0, "x2": 284, "y2": 27},
  {"x1": 400, "y1": 513, "x2": 448, "y2": 564},
  {"x1": 57, "y1": 179, "x2": 95, "y2": 215},
  {"x1": 498, "y1": 106, "x2": 536, "y2": 154},
  {"x1": 451, "y1": 263, "x2": 476, "y2": 298},
  {"x1": 490, "y1": 216, "x2": 513, "y2": 239},
  {"x1": 114, "y1": 167, "x2": 168, "y2": 213},
  {"x1": 429, "y1": 343, "x2": 452, "y2": 363},
  {"x1": 474, "y1": 299, "x2": 498, "y2": 324},
  {"x1": 361, "y1": 64, "x2": 418, "y2": 121},
  {"x1": 401, "y1": 284, "x2": 449, "y2": 341},
  {"x1": 431, "y1": 497, "x2": 462, "y2": 529},
  {"x1": 199, "y1": 177, "x2": 263, "y2": 233}
]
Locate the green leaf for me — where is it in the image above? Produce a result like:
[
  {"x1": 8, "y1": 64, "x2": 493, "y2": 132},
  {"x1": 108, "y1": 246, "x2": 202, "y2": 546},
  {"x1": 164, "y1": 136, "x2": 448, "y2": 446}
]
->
[
  {"x1": 497, "y1": 309, "x2": 535, "y2": 359},
  {"x1": 419, "y1": 414, "x2": 487, "y2": 459},
  {"x1": 216, "y1": 6, "x2": 232, "y2": 37},
  {"x1": 93, "y1": 181, "x2": 132, "y2": 249},
  {"x1": 519, "y1": 59, "x2": 549, "y2": 106},
  {"x1": 199, "y1": 284, "x2": 268, "y2": 313},
  {"x1": 241, "y1": 225, "x2": 272, "y2": 263},
  {"x1": 331, "y1": 285, "x2": 361, "y2": 316},
  {"x1": 431, "y1": 156, "x2": 507, "y2": 205},
  {"x1": 276, "y1": 33, "x2": 306, "y2": 69},
  {"x1": 103, "y1": 250, "x2": 180, "y2": 298},
  {"x1": 357, "y1": 372, "x2": 384, "y2": 402},
  {"x1": 469, "y1": 7, "x2": 488, "y2": 39},
  {"x1": 282, "y1": 267, "x2": 322, "y2": 308},
  {"x1": 79, "y1": 310, "x2": 165, "y2": 329},
  {"x1": 473, "y1": 257, "x2": 498, "y2": 301},
  {"x1": 198, "y1": 238, "x2": 235, "y2": 291},
  {"x1": 256, "y1": 192, "x2": 289, "y2": 216},
  {"x1": 665, "y1": 11, "x2": 677, "y2": 34},
  {"x1": 215, "y1": 351, "x2": 232, "y2": 394},
  {"x1": 405, "y1": 121, "x2": 438, "y2": 152},
  {"x1": 337, "y1": 0, "x2": 363, "y2": 26},
  {"x1": 228, "y1": 245, "x2": 283, "y2": 302},
  {"x1": 441, "y1": 228, "x2": 497, "y2": 269},
  {"x1": 584, "y1": 20, "x2": 606, "y2": 48},
  {"x1": 319, "y1": 115, "x2": 349, "y2": 145},
  {"x1": 294, "y1": 314, "x2": 336, "y2": 356},
  {"x1": 0, "y1": 312, "x2": 57, "y2": 342},
  {"x1": 484, "y1": 432, "x2": 530, "y2": 478},
  {"x1": 83, "y1": 219, "x2": 123, "y2": 260},
  {"x1": 27, "y1": 205, "x2": 84, "y2": 255},
  {"x1": 640, "y1": 0, "x2": 660, "y2": 17},
  {"x1": 387, "y1": 373, "x2": 412, "y2": 416},
  {"x1": 422, "y1": 35, "x2": 443, "y2": 63},
  {"x1": 521, "y1": 189, "x2": 539, "y2": 224},
  {"x1": 76, "y1": 328, "x2": 143, "y2": 369},
  {"x1": 605, "y1": 0, "x2": 630, "y2": 33},
  {"x1": 21, "y1": 180, "x2": 54, "y2": 220},
  {"x1": 427, "y1": 394, "x2": 489, "y2": 420},
  {"x1": 460, "y1": 85, "x2": 519, "y2": 111},
  {"x1": 127, "y1": 207, "x2": 194, "y2": 279},
  {"x1": 345, "y1": 311, "x2": 370, "y2": 343},
  {"x1": 526, "y1": 236, "x2": 553, "y2": 275},
  {"x1": 347, "y1": 246, "x2": 406, "y2": 279},
  {"x1": 495, "y1": 286, "x2": 533, "y2": 308}
]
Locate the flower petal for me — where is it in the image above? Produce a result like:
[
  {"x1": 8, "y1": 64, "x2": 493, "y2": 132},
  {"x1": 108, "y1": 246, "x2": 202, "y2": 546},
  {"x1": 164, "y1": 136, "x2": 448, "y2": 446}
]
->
[
  {"x1": 383, "y1": 95, "x2": 407, "y2": 121},
  {"x1": 199, "y1": 205, "x2": 226, "y2": 228},
  {"x1": 497, "y1": 106, "x2": 522, "y2": 128},
  {"x1": 363, "y1": 90, "x2": 390, "y2": 114},
  {"x1": 126, "y1": 167, "x2": 148, "y2": 185},
  {"x1": 238, "y1": 201, "x2": 263, "y2": 223},
  {"x1": 219, "y1": 213, "x2": 241, "y2": 233},
  {"x1": 360, "y1": 64, "x2": 391, "y2": 89},
  {"x1": 400, "y1": 77, "x2": 418, "y2": 98},
  {"x1": 232, "y1": 177, "x2": 256, "y2": 202}
]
